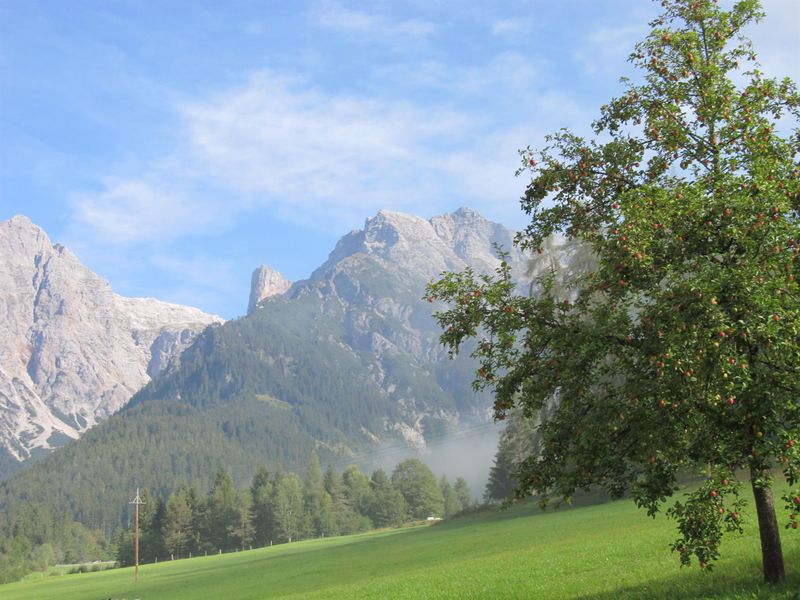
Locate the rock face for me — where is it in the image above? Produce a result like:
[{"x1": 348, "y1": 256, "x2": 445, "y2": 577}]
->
[
  {"x1": 298, "y1": 207, "x2": 528, "y2": 362},
  {"x1": 284, "y1": 207, "x2": 530, "y2": 447},
  {"x1": 0, "y1": 215, "x2": 223, "y2": 471},
  {"x1": 322, "y1": 207, "x2": 525, "y2": 284},
  {"x1": 247, "y1": 265, "x2": 291, "y2": 314}
]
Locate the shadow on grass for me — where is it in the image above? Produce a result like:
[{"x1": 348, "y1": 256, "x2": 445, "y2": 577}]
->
[
  {"x1": 433, "y1": 492, "x2": 620, "y2": 532},
  {"x1": 576, "y1": 565, "x2": 800, "y2": 600}
]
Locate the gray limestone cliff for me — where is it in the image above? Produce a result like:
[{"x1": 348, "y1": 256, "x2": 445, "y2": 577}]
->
[
  {"x1": 0, "y1": 215, "x2": 223, "y2": 469},
  {"x1": 247, "y1": 265, "x2": 291, "y2": 314},
  {"x1": 279, "y1": 207, "x2": 533, "y2": 448}
]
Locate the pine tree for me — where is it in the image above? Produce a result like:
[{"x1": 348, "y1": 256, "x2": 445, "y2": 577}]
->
[
  {"x1": 303, "y1": 450, "x2": 331, "y2": 537},
  {"x1": 343, "y1": 465, "x2": 374, "y2": 524},
  {"x1": 164, "y1": 484, "x2": 195, "y2": 558},
  {"x1": 368, "y1": 469, "x2": 407, "y2": 528},
  {"x1": 229, "y1": 490, "x2": 254, "y2": 550},
  {"x1": 454, "y1": 477, "x2": 473, "y2": 511},
  {"x1": 440, "y1": 475, "x2": 463, "y2": 518},
  {"x1": 272, "y1": 473, "x2": 304, "y2": 543},
  {"x1": 206, "y1": 469, "x2": 238, "y2": 550},
  {"x1": 250, "y1": 467, "x2": 273, "y2": 547}
]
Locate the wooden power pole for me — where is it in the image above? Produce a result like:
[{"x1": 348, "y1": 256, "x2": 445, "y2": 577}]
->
[{"x1": 129, "y1": 488, "x2": 145, "y2": 582}]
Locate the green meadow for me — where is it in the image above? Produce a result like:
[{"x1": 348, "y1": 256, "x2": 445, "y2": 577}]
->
[{"x1": 3, "y1": 496, "x2": 798, "y2": 600}]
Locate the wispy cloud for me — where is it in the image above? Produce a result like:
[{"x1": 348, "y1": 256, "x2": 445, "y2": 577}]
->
[
  {"x1": 573, "y1": 23, "x2": 647, "y2": 77},
  {"x1": 149, "y1": 253, "x2": 240, "y2": 311},
  {"x1": 370, "y1": 51, "x2": 547, "y2": 106},
  {"x1": 177, "y1": 71, "x2": 488, "y2": 227},
  {"x1": 69, "y1": 58, "x2": 584, "y2": 242},
  {"x1": 310, "y1": 1, "x2": 436, "y2": 39},
  {"x1": 491, "y1": 18, "x2": 531, "y2": 36},
  {"x1": 150, "y1": 254, "x2": 238, "y2": 293},
  {"x1": 71, "y1": 179, "x2": 226, "y2": 246}
]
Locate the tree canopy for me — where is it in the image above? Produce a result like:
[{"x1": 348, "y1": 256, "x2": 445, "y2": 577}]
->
[{"x1": 428, "y1": 0, "x2": 798, "y2": 584}]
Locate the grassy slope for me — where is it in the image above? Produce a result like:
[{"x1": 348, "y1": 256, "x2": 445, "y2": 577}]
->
[{"x1": 3, "y1": 496, "x2": 798, "y2": 600}]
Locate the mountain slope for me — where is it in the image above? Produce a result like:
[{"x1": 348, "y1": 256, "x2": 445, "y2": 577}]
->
[
  {"x1": 0, "y1": 216, "x2": 222, "y2": 476},
  {"x1": 0, "y1": 207, "x2": 530, "y2": 530}
]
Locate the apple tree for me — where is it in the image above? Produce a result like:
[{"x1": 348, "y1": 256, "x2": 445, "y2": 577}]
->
[{"x1": 427, "y1": 0, "x2": 799, "y2": 584}]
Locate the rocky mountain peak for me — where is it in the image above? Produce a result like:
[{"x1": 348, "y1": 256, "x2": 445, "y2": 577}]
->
[
  {"x1": 2, "y1": 214, "x2": 52, "y2": 256},
  {"x1": 311, "y1": 207, "x2": 526, "y2": 286},
  {"x1": 248, "y1": 265, "x2": 291, "y2": 314},
  {"x1": 0, "y1": 215, "x2": 223, "y2": 472}
]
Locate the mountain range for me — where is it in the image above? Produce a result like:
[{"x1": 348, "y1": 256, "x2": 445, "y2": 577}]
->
[{"x1": 0, "y1": 207, "x2": 530, "y2": 530}]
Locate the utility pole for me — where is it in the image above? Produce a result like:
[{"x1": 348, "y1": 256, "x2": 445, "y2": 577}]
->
[{"x1": 129, "y1": 488, "x2": 145, "y2": 582}]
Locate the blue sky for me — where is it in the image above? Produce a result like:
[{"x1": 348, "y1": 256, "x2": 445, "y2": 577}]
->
[{"x1": 1, "y1": 1, "x2": 798, "y2": 319}]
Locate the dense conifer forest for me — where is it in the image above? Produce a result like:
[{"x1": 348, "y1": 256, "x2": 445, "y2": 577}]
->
[{"x1": 0, "y1": 454, "x2": 473, "y2": 583}]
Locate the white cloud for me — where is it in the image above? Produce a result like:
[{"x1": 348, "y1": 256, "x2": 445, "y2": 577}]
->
[
  {"x1": 310, "y1": 1, "x2": 436, "y2": 39},
  {"x1": 491, "y1": 18, "x2": 531, "y2": 36},
  {"x1": 573, "y1": 23, "x2": 649, "y2": 77},
  {"x1": 173, "y1": 68, "x2": 592, "y2": 232},
  {"x1": 67, "y1": 62, "x2": 554, "y2": 244},
  {"x1": 71, "y1": 179, "x2": 225, "y2": 246},
  {"x1": 177, "y1": 71, "x2": 495, "y2": 228},
  {"x1": 372, "y1": 51, "x2": 545, "y2": 98}
]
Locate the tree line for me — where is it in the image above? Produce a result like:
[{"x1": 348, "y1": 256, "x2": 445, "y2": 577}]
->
[
  {"x1": 115, "y1": 453, "x2": 473, "y2": 565},
  {"x1": 0, "y1": 504, "x2": 107, "y2": 584}
]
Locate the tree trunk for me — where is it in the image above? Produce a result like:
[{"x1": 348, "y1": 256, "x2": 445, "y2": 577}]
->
[{"x1": 750, "y1": 472, "x2": 785, "y2": 584}]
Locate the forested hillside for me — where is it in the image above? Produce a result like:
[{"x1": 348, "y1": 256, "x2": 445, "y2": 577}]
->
[
  {"x1": 0, "y1": 209, "x2": 525, "y2": 536},
  {"x1": 0, "y1": 207, "x2": 532, "y2": 586},
  {"x1": 0, "y1": 303, "x2": 398, "y2": 533}
]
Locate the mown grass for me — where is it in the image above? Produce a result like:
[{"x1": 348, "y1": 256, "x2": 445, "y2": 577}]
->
[{"x1": 2, "y1": 493, "x2": 798, "y2": 599}]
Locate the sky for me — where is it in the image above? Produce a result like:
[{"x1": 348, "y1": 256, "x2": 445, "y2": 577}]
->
[{"x1": 1, "y1": 1, "x2": 798, "y2": 319}]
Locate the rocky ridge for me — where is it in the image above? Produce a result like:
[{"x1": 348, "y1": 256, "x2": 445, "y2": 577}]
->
[
  {"x1": 0, "y1": 207, "x2": 586, "y2": 532},
  {"x1": 280, "y1": 207, "x2": 530, "y2": 446},
  {"x1": 0, "y1": 215, "x2": 223, "y2": 471}
]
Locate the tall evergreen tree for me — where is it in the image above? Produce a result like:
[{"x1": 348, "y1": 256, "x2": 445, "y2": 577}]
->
[
  {"x1": 485, "y1": 409, "x2": 540, "y2": 502},
  {"x1": 303, "y1": 450, "x2": 332, "y2": 537},
  {"x1": 144, "y1": 497, "x2": 168, "y2": 562},
  {"x1": 206, "y1": 469, "x2": 238, "y2": 550},
  {"x1": 440, "y1": 475, "x2": 463, "y2": 518},
  {"x1": 453, "y1": 478, "x2": 473, "y2": 511},
  {"x1": 229, "y1": 490, "x2": 254, "y2": 550},
  {"x1": 325, "y1": 465, "x2": 367, "y2": 535},
  {"x1": 272, "y1": 473, "x2": 304, "y2": 543},
  {"x1": 250, "y1": 467, "x2": 273, "y2": 547},
  {"x1": 368, "y1": 469, "x2": 407, "y2": 527},
  {"x1": 343, "y1": 465, "x2": 374, "y2": 522},
  {"x1": 164, "y1": 484, "x2": 196, "y2": 558}
]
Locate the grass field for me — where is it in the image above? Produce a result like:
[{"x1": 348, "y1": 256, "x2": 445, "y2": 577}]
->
[{"x1": 2, "y1": 495, "x2": 798, "y2": 599}]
